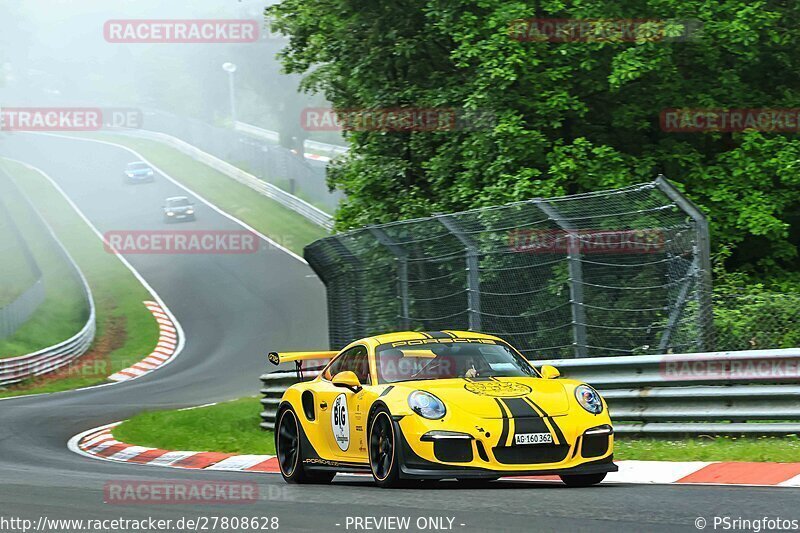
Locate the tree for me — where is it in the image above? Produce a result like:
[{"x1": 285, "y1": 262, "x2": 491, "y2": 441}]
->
[{"x1": 269, "y1": 0, "x2": 800, "y2": 283}]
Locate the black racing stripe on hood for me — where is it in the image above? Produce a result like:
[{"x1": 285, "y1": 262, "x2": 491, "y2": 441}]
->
[
  {"x1": 524, "y1": 397, "x2": 566, "y2": 444},
  {"x1": 423, "y1": 331, "x2": 451, "y2": 339},
  {"x1": 494, "y1": 399, "x2": 510, "y2": 447},
  {"x1": 502, "y1": 398, "x2": 550, "y2": 435}
]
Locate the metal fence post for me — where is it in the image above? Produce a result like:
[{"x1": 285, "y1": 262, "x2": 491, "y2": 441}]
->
[
  {"x1": 534, "y1": 200, "x2": 588, "y2": 358},
  {"x1": 654, "y1": 176, "x2": 714, "y2": 351},
  {"x1": 658, "y1": 257, "x2": 697, "y2": 352},
  {"x1": 437, "y1": 215, "x2": 481, "y2": 331},
  {"x1": 368, "y1": 228, "x2": 410, "y2": 330},
  {"x1": 328, "y1": 236, "x2": 364, "y2": 347}
]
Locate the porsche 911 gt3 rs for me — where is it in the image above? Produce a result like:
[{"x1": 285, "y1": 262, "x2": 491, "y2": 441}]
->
[{"x1": 268, "y1": 331, "x2": 616, "y2": 487}]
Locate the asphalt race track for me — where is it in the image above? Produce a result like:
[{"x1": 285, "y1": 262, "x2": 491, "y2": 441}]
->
[{"x1": 0, "y1": 134, "x2": 797, "y2": 532}]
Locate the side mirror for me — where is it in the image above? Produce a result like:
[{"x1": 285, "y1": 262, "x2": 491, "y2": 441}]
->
[
  {"x1": 540, "y1": 365, "x2": 561, "y2": 379},
  {"x1": 332, "y1": 371, "x2": 362, "y2": 393}
]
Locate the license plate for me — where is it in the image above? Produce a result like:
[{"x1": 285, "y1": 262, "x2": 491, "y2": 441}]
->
[{"x1": 514, "y1": 433, "x2": 553, "y2": 445}]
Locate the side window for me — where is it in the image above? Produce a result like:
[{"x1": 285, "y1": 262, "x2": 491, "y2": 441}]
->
[
  {"x1": 323, "y1": 350, "x2": 352, "y2": 381},
  {"x1": 348, "y1": 346, "x2": 371, "y2": 384},
  {"x1": 323, "y1": 345, "x2": 370, "y2": 384}
]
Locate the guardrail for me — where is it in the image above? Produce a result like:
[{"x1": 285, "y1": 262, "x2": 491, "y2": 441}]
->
[
  {"x1": 537, "y1": 349, "x2": 800, "y2": 435},
  {"x1": 120, "y1": 129, "x2": 335, "y2": 231},
  {"x1": 259, "y1": 368, "x2": 322, "y2": 431},
  {"x1": 259, "y1": 349, "x2": 800, "y2": 435},
  {"x1": 234, "y1": 121, "x2": 349, "y2": 157},
  {"x1": 0, "y1": 311, "x2": 96, "y2": 386},
  {"x1": 0, "y1": 171, "x2": 96, "y2": 387}
]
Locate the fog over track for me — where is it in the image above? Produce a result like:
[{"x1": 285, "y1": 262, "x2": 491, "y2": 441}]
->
[{"x1": 0, "y1": 134, "x2": 796, "y2": 533}]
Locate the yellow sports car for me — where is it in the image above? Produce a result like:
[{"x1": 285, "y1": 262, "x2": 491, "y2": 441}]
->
[{"x1": 268, "y1": 331, "x2": 616, "y2": 487}]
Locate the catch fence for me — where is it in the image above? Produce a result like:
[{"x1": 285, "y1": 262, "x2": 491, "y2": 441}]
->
[{"x1": 305, "y1": 177, "x2": 713, "y2": 359}]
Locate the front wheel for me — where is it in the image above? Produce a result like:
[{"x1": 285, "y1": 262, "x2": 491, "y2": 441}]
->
[
  {"x1": 275, "y1": 407, "x2": 334, "y2": 484},
  {"x1": 368, "y1": 407, "x2": 401, "y2": 488},
  {"x1": 559, "y1": 472, "x2": 607, "y2": 487}
]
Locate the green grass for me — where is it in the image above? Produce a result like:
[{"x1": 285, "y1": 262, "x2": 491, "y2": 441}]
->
[
  {"x1": 81, "y1": 133, "x2": 329, "y2": 254},
  {"x1": 615, "y1": 436, "x2": 800, "y2": 463},
  {"x1": 112, "y1": 396, "x2": 800, "y2": 462},
  {"x1": 0, "y1": 173, "x2": 88, "y2": 358},
  {"x1": 114, "y1": 397, "x2": 275, "y2": 455},
  {"x1": 0, "y1": 159, "x2": 160, "y2": 397}
]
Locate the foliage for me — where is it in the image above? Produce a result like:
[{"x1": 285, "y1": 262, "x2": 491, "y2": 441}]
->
[
  {"x1": 711, "y1": 247, "x2": 800, "y2": 350},
  {"x1": 268, "y1": 0, "x2": 800, "y2": 282}
]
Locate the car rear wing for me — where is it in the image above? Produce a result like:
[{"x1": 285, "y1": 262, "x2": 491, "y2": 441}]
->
[{"x1": 267, "y1": 351, "x2": 338, "y2": 381}]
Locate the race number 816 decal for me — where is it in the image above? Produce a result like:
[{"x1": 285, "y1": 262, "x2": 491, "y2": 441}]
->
[{"x1": 331, "y1": 393, "x2": 350, "y2": 451}]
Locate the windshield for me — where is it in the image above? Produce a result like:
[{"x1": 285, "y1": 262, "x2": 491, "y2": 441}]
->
[
  {"x1": 167, "y1": 198, "x2": 191, "y2": 207},
  {"x1": 375, "y1": 340, "x2": 538, "y2": 384},
  {"x1": 127, "y1": 163, "x2": 149, "y2": 170}
]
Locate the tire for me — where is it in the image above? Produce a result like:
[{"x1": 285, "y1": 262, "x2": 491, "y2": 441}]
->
[
  {"x1": 368, "y1": 407, "x2": 401, "y2": 488},
  {"x1": 275, "y1": 407, "x2": 334, "y2": 484},
  {"x1": 559, "y1": 472, "x2": 607, "y2": 487}
]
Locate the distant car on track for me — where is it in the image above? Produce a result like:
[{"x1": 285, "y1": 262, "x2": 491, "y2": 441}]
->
[
  {"x1": 162, "y1": 196, "x2": 196, "y2": 223},
  {"x1": 123, "y1": 161, "x2": 154, "y2": 184},
  {"x1": 269, "y1": 331, "x2": 616, "y2": 487}
]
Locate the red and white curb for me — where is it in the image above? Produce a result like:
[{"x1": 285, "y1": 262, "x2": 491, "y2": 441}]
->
[
  {"x1": 70, "y1": 423, "x2": 800, "y2": 487},
  {"x1": 108, "y1": 301, "x2": 179, "y2": 382},
  {"x1": 70, "y1": 423, "x2": 279, "y2": 473}
]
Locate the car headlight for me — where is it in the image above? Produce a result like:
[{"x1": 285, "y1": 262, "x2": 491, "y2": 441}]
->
[
  {"x1": 147, "y1": 170, "x2": 153, "y2": 175},
  {"x1": 166, "y1": 211, "x2": 174, "y2": 216},
  {"x1": 408, "y1": 391, "x2": 446, "y2": 420},
  {"x1": 186, "y1": 209, "x2": 194, "y2": 215},
  {"x1": 575, "y1": 385, "x2": 603, "y2": 414}
]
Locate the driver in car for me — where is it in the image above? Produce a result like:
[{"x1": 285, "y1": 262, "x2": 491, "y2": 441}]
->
[{"x1": 463, "y1": 355, "x2": 491, "y2": 378}]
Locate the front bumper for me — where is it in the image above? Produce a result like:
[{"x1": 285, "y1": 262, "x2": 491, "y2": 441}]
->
[
  {"x1": 164, "y1": 213, "x2": 195, "y2": 222},
  {"x1": 395, "y1": 414, "x2": 616, "y2": 479},
  {"x1": 396, "y1": 427, "x2": 616, "y2": 479}
]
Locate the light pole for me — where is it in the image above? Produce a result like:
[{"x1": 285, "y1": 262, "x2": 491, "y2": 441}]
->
[{"x1": 222, "y1": 62, "x2": 237, "y2": 124}]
